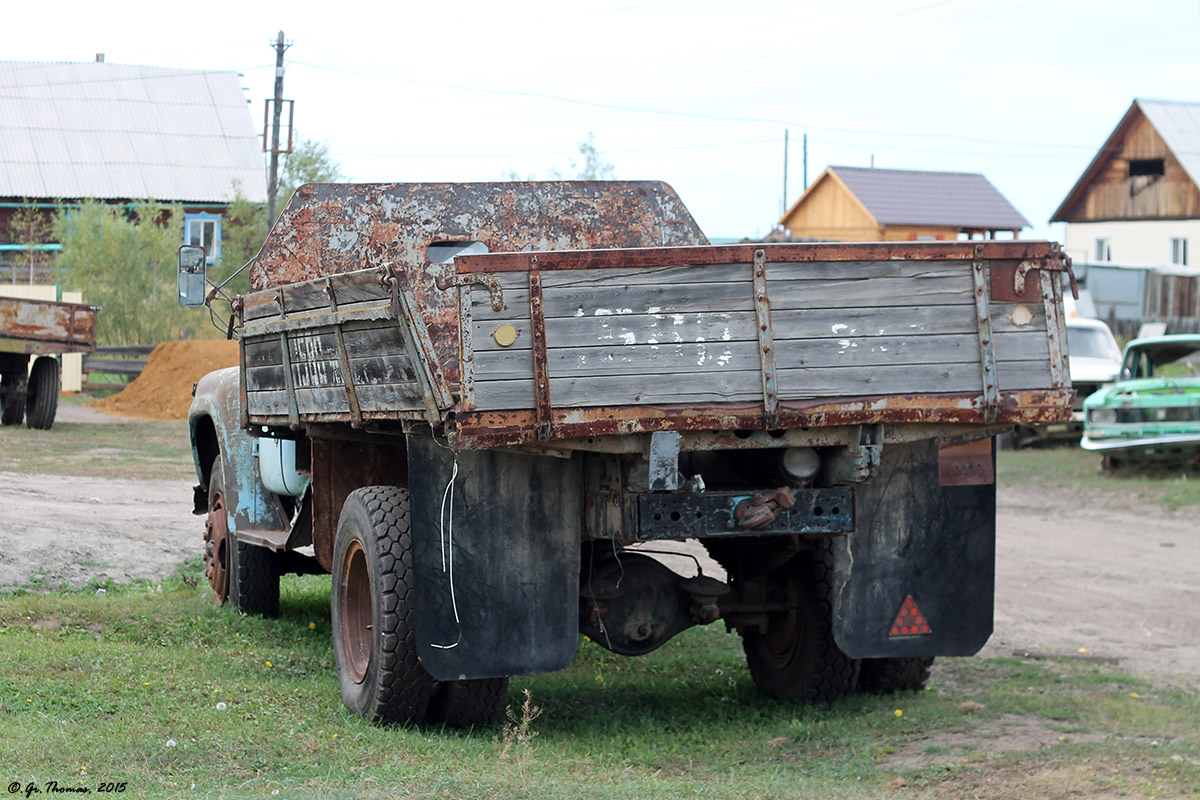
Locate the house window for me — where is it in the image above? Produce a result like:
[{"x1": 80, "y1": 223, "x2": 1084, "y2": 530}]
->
[
  {"x1": 1128, "y1": 158, "x2": 1165, "y2": 177},
  {"x1": 1170, "y1": 237, "x2": 1188, "y2": 266},
  {"x1": 1094, "y1": 237, "x2": 1112, "y2": 262},
  {"x1": 184, "y1": 213, "x2": 222, "y2": 265}
]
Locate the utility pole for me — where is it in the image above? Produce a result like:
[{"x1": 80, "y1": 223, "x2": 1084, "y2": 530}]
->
[
  {"x1": 803, "y1": 133, "x2": 808, "y2": 191},
  {"x1": 781, "y1": 129, "x2": 789, "y2": 219},
  {"x1": 265, "y1": 30, "x2": 291, "y2": 232}
]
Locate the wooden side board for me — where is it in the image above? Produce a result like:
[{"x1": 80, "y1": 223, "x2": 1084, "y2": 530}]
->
[
  {"x1": 242, "y1": 318, "x2": 426, "y2": 419},
  {"x1": 464, "y1": 260, "x2": 1057, "y2": 412},
  {"x1": 236, "y1": 245, "x2": 1071, "y2": 434}
]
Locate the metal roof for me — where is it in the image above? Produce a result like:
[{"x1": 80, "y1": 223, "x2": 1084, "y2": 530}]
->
[
  {"x1": 0, "y1": 61, "x2": 266, "y2": 203},
  {"x1": 829, "y1": 166, "x2": 1030, "y2": 230}
]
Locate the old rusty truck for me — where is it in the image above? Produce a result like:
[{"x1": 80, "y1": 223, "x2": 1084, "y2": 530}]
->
[
  {"x1": 178, "y1": 181, "x2": 1074, "y2": 726},
  {"x1": 1, "y1": 295, "x2": 99, "y2": 429}
]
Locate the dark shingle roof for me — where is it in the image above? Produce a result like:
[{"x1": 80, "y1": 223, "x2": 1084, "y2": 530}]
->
[{"x1": 832, "y1": 166, "x2": 1029, "y2": 230}]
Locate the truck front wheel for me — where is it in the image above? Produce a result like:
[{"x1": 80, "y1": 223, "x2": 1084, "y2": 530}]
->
[
  {"x1": 742, "y1": 545, "x2": 860, "y2": 703},
  {"x1": 205, "y1": 458, "x2": 280, "y2": 616},
  {"x1": 332, "y1": 486, "x2": 437, "y2": 725}
]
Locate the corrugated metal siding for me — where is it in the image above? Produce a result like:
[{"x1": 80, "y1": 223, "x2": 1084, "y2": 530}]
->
[
  {"x1": 0, "y1": 61, "x2": 266, "y2": 203},
  {"x1": 832, "y1": 166, "x2": 1030, "y2": 230}
]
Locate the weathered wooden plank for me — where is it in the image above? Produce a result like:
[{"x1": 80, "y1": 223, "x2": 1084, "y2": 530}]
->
[
  {"x1": 469, "y1": 358, "x2": 1055, "y2": 412},
  {"x1": 507, "y1": 259, "x2": 973, "y2": 288},
  {"x1": 243, "y1": 322, "x2": 410, "y2": 368},
  {"x1": 247, "y1": 380, "x2": 425, "y2": 416},
  {"x1": 240, "y1": 303, "x2": 394, "y2": 336},
  {"x1": 471, "y1": 303, "x2": 1044, "y2": 355},
  {"x1": 473, "y1": 272, "x2": 976, "y2": 322},
  {"x1": 246, "y1": 353, "x2": 420, "y2": 393},
  {"x1": 469, "y1": 330, "x2": 1053, "y2": 384},
  {"x1": 475, "y1": 341, "x2": 761, "y2": 381},
  {"x1": 242, "y1": 271, "x2": 388, "y2": 321}
]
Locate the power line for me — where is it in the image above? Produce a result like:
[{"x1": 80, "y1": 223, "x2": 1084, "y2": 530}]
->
[{"x1": 287, "y1": 58, "x2": 1094, "y2": 153}]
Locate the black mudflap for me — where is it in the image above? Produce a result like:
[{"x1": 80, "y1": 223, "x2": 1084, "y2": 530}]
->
[
  {"x1": 830, "y1": 439, "x2": 995, "y2": 659},
  {"x1": 407, "y1": 435, "x2": 582, "y2": 680}
]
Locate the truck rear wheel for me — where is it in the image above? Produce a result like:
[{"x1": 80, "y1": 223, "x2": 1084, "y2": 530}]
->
[
  {"x1": 857, "y1": 657, "x2": 934, "y2": 693},
  {"x1": 427, "y1": 678, "x2": 509, "y2": 728},
  {"x1": 205, "y1": 459, "x2": 280, "y2": 616},
  {"x1": 1, "y1": 369, "x2": 28, "y2": 425},
  {"x1": 742, "y1": 544, "x2": 859, "y2": 703},
  {"x1": 332, "y1": 486, "x2": 437, "y2": 725},
  {"x1": 24, "y1": 356, "x2": 60, "y2": 430}
]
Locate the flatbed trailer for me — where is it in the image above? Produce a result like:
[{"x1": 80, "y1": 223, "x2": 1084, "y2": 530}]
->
[
  {"x1": 0, "y1": 295, "x2": 99, "y2": 429},
  {"x1": 182, "y1": 181, "x2": 1074, "y2": 726}
]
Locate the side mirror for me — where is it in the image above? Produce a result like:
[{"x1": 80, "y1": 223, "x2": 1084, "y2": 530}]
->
[{"x1": 178, "y1": 245, "x2": 208, "y2": 307}]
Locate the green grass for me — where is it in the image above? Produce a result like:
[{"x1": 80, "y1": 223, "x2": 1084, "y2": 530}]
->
[
  {"x1": 998, "y1": 446, "x2": 1200, "y2": 507},
  {"x1": 0, "y1": 415, "x2": 193, "y2": 480},
  {"x1": 3, "y1": 419, "x2": 1199, "y2": 796},
  {"x1": 1, "y1": 568, "x2": 1197, "y2": 799}
]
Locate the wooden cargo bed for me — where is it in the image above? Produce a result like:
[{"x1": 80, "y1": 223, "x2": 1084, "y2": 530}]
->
[{"x1": 237, "y1": 240, "x2": 1074, "y2": 450}]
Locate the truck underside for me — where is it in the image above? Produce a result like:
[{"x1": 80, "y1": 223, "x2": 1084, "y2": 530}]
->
[{"x1": 185, "y1": 181, "x2": 1073, "y2": 726}]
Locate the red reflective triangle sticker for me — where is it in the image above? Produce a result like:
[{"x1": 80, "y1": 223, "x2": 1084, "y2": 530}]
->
[{"x1": 888, "y1": 594, "x2": 932, "y2": 637}]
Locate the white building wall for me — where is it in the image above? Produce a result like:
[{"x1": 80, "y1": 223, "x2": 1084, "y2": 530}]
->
[{"x1": 1063, "y1": 220, "x2": 1200, "y2": 266}]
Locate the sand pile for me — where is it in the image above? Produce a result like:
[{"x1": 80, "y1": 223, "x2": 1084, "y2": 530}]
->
[{"x1": 89, "y1": 339, "x2": 240, "y2": 421}]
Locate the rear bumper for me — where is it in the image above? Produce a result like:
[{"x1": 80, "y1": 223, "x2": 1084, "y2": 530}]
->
[{"x1": 1081, "y1": 432, "x2": 1200, "y2": 452}]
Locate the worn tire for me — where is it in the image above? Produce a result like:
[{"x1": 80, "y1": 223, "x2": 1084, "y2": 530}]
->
[
  {"x1": 742, "y1": 541, "x2": 860, "y2": 703},
  {"x1": 24, "y1": 356, "x2": 60, "y2": 430},
  {"x1": 206, "y1": 458, "x2": 280, "y2": 617},
  {"x1": 229, "y1": 535, "x2": 281, "y2": 617},
  {"x1": 332, "y1": 486, "x2": 437, "y2": 725},
  {"x1": 427, "y1": 678, "x2": 509, "y2": 728},
  {"x1": 1, "y1": 370, "x2": 27, "y2": 425},
  {"x1": 857, "y1": 657, "x2": 934, "y2": 693}
]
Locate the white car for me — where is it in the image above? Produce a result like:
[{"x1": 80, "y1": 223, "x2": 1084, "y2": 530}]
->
[
  {"x1": 1006, "y1": 316, "x2": 1121, "y2": 447},
  {"x1": 1066, "y1": 317, "x2": 1123, "y2": 414}
]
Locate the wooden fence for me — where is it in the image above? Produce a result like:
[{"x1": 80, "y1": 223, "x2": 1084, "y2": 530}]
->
[{"x1": 82, "y1": 345, "x2": 155, "y2": 391}]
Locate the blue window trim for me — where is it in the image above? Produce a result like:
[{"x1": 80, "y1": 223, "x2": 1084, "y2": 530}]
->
[{"x1": 184, "y1": 213, "x2": 222, "y2": 265}]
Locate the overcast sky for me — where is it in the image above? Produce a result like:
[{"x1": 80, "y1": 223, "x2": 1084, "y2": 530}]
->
[{"x1": 6, "y1": 0, "x2": 1199, "y2": 241}]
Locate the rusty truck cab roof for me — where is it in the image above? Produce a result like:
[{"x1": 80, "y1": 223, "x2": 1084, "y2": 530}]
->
[{"x1": 250, "y1": 181, "x2": 708, "y2": 291}]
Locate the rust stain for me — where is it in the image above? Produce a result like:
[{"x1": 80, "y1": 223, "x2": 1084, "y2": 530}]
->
[
  {"x1": 444, "y1": 390, "x2": 1074, "y2": 451},
  {"x1": 0, "y1": 297, "x2": 99, "y2": 351}
]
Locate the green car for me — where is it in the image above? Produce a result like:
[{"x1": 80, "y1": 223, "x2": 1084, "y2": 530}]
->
[{"x1": 1081, "y1": 334, "x2": 1200, "y2": 464}]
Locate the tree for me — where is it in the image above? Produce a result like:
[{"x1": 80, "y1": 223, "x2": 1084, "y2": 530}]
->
[
  {"x1": 9, "y1": 201, "x2": 53, "y2": 284},
  {"x1": 217, "y1": 184, "x2": 267, "y2": 297},
  {"x1": 279, "y1": 136, "x2": 343, "y2": 212},
  {"x1": 52, "y1": 200, "x2": 192, "y2": 345},
  {"x1": 570, "y1": 132, "x2": 616, "y2": 180},
  {"x1": 502, "y1": 132, "x2": 616, "y2": 181}
]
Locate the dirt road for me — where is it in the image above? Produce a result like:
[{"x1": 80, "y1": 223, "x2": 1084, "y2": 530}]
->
[{"x1": 0, "y1": 469, "x2": 1195, "y2": 686}]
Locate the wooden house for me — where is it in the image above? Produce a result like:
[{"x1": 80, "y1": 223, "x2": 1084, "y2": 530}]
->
[
  {"x1": 1051, "y1": 99, "x2": 1200, "y2": 266},
  {"x1": 777, "y1": 165, "x2": 1028, "y2": 242},
  {"x1": 0, "y1": 58, "x2": 266, "y2": 282}
]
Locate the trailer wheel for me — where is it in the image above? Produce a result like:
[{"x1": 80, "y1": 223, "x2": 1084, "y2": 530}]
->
[
  {"x1": 24, "y1": 356, "x2": 60, "y2": 430},
  {"x1": 742, "y1": 542, "x2": 859, "y2": 703},
  {"x1": 205, "y1": 458, "x2": 280, "y2": 616},
  {"x1": 427, "y1": 678, "x2": 509, "y2": 728},
  {"x1": 857, "y1": 657, "x2": 934, "y2": 693},
  {"x1": 332, "y1": 486, "x2": 436, "y2": 725},
  {"x1": 1, "y1": 369, "x2": 27, "y2": 425}
]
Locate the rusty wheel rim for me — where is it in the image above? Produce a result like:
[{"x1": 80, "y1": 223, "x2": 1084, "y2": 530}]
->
[
  {"x1": 204, "y1": 489, "x2": 230, "y2": 602},
  {"x1": 339, "y1": 539, "x2": 372, "y2": 684}
]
